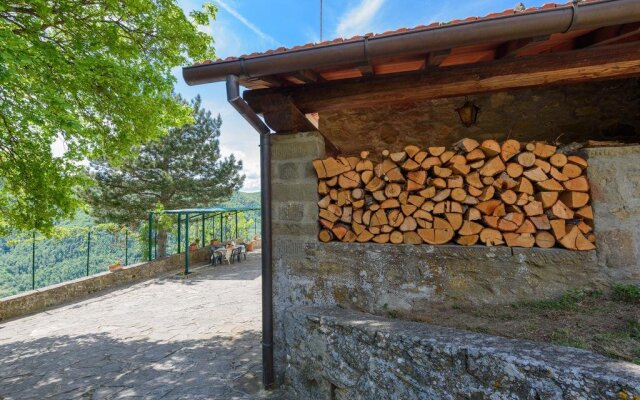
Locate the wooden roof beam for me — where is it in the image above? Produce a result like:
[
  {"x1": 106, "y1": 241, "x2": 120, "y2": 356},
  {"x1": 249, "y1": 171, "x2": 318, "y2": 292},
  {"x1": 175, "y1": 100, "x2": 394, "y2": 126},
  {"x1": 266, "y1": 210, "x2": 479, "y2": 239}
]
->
[
  {"x1": 423, "y1": 49, "x2": 451, "y2": 68},
  {"x1": 244, "y1": 42, "x2": 640, "y2": 114},
  {"x1": 495, "y1": 35, "x2": 550, "y2": 59},
  {"x1": 587, "y1": 23, "x2": 640, "y2": 48}
]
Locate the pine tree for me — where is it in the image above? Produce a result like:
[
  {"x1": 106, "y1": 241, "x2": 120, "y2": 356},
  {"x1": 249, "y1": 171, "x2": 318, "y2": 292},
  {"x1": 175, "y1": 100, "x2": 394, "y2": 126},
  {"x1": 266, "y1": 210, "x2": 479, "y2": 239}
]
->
[{"x1": 87, "y1": 95, "x2": 244, "y2": 256}]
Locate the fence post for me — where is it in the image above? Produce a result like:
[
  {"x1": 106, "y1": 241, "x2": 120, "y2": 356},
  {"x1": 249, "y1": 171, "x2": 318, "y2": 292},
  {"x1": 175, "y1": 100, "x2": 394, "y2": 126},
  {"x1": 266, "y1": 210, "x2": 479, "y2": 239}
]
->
[
  {"x1": 86, "y1": 231, "x2": 91, "y2": 276},
  {"x1": 177, "y1": 213, "x2": 181, "y2": 253},
  {"x1": 185, "y1": 214, "x2": 190, "y2": 275},
  {"x1": 148, "y1": 212, "x2": 153, "y2": 261},
  {"x1": 201, "y1": 214, "x2": 205, "y2": 246},
  {"x1": 125, "y1": 228, "x2": 129, "y2": 266},
  {"x1": 235, "y1": 211, "x2": 238, "y2": 239},
  {"x1": 32, "y1": 231, "x2": 35, "y2": 290}
]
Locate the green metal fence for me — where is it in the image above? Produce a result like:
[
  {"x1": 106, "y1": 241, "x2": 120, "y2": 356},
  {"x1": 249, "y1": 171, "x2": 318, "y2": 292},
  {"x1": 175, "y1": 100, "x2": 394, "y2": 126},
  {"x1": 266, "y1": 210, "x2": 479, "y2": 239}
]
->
[{"x1": 0, "y1": 208, "x2": 262, "y2": 298}]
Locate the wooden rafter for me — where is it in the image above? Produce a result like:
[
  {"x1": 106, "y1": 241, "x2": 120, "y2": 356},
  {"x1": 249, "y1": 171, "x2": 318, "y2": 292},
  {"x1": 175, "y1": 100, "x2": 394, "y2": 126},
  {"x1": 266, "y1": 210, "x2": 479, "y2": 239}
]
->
[{"x1": 244, "y1": 42, "x2": 640, "y2": 114}]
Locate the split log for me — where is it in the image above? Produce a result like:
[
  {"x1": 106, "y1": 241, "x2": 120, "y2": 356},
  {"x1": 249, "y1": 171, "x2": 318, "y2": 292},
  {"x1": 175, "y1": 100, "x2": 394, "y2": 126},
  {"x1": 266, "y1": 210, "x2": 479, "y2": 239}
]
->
[
  {"x1": 453, "y1": 138, "x2": 480, "y2": 153},
  {"x1": 445, "y1": 213, "x2": 463, "y2": 231},
  {"x1": 537, "y1": 178, "x2": 563, "y2": 192},
  {"x1": 459, "y1": 220, "x2": 483, "y2": 235},
  {"x1": 533, "y1": 142, "x2": 556, "y2": 159},
  {"x1": 535, "y1": 231, "x2": 556, "y2": 248},
  {"x1": 504, "y1": 232, "x2": 535, "y2": 248},
  {"x1": 516, "y1": 177, "x2": 534, "y2": 195},
  {"x1": 559, "y1": 192, "x2": 590, "y2": 209},
  {"x1": 534, "y1": 159, "x2": 551, "y2": 174},
  {"x1": 516, "y1": 219, "x2": 536, "y2": 234},
  {"x1": 390, "y1": 151, "x2": 407, "y2": 163},
  {"x1": 501, "y1": 139, "x2": 521, "y2": 162},
  {"x1": 466, "y1": 148, "x2": 486, "y2": 161},
  {"x1": 338, "y1": 171, "x2": 361, "y2": 189},
  {"x1": 529, "y1": 215, "x2": 551, "y2": 230},
  {"x1": 479, "y1": 156, "x2": 506, "y2": 177},
  {"x1": 418, "y1": 218, "x2": 455, "y2": 244},
  {"x1": 549, "y1": 167, "x2": 569, "y2": 182},
  {"x1": 563, "y1": 176, "x2": 590, "y2": 192},
  {"x1": 390, "y1": 231, "x2": 404, "y2": 244},
  {"x1": 384, "y1": 183, "x2": 402, "y2": 198},
  {"x1": 550, "y1": 219, "x2": 566, "y2": 240},
  {"x1": 549, "y1": 153, "x2": 567, "y2": 168},
  {"x1": 319, "y1": 229, "x2": 334, "y2": 242},
  {"x1": 399, "y1": 216, "x2": 418, "y2": 232},
  {"x1": 551, "y1": 200, "x2": 574, "y2": 219},
  {"x1": 447, "y1": 175, "x2": 464, "y2": 189},
  {"x1": 575, "y1": 205, "x2": 593, "y2": 220},
  {"x1": 506, "y1": 162, "x2": 524, "y2": 178},
  {"x1": 517, "y1": 152, "x2": 536, "y2": 167},
  {"x1": 372, "y1": 233, "x2": 390, "y2": 244},
  {"x1": 567, "y1": 155, "x2": 588, "y2": 169},
  {"x1": 456, "y1": 235, "x2": 479, "y2": 246},
  {"x1": 428, "y1": 146, "x2": 445, "y2": 157},
  {"x1": 523, "y1": 167, "x2": 548, "y2": 182},
  {"x1": 480, "y1": 228, "x2": 504, "y2": 246},
  {"x1": 480, "y1": 139, "x2": 501, "y2": 157},
  {"x1": 536, "y1": 192, "x2": 558, "y2": 209},
  {"x1": 356, "y1": 230, "x2": 375, "y2": 243},
  {"x1": 403, "y1": 231, "x2": 423, "y2": 245},
  {"x1": 524, "y1": 201, "x2": 543, "y2": 216},
  {"x1": 404, "y1": 145, "x2": 420, "y2": 158},
  {"x1": 562, "y1": 163, "x2": 582, "y2": 179}
]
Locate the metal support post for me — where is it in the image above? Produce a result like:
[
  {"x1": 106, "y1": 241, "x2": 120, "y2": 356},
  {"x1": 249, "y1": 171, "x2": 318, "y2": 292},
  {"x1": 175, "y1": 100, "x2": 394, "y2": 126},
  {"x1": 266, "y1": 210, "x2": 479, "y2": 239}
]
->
[
  {"x1": 185, "y1": 214, "x2": 190, "y2": 274},
  {"x1": 86, "y1": 231, "x2": 91, "y2": 276}
]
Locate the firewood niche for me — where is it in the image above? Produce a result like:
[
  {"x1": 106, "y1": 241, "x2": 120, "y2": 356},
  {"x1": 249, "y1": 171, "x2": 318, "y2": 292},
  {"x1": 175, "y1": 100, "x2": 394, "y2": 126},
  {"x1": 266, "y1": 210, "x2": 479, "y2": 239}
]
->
[{"x1": 312, "y1": 138, "x2": 595, "y2": 250}]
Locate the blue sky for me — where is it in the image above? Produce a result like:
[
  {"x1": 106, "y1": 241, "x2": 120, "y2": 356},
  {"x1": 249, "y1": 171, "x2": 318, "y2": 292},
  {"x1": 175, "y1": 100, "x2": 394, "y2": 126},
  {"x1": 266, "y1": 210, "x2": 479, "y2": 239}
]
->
[{"x1": 174, "y1": 0, "x2": 552, "y2": 191}]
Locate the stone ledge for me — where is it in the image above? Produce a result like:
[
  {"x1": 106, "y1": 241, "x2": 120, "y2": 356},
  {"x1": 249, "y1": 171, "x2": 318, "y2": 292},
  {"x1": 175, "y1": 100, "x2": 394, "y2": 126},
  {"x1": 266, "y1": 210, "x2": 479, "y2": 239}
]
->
[
  {"x1": 284, "y1": 306, "x2": 640, "y2": 399},
  {"x1": 0, "y1": 248, "x2": 209, "y2": 322}
]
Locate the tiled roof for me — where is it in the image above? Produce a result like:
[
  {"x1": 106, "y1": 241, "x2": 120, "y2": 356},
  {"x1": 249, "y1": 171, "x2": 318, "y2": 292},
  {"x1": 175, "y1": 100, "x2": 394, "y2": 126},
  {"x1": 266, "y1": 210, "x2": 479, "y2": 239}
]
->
[{"x1": 193, "y1": 1, "x2": 599, "y2": 66}]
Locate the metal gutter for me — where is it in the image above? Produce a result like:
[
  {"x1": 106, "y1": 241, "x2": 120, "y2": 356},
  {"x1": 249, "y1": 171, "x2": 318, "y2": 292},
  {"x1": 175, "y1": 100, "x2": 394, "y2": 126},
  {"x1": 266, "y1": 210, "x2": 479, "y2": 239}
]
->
[
  {"x1": 183, "y1": 0, "x2": 640, "y2": 86},
  {"x1": 225, "y1": 75, "x2": 275, "y2": 389}
]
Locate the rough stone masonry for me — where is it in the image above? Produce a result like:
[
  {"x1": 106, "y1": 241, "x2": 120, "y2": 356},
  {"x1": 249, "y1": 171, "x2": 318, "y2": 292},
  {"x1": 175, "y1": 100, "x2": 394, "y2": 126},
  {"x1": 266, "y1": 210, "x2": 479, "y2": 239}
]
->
[
  {"x1": 284, "y1": 307, "x2": 640, "y2": 399},
  {"x1": 270, "y1": 131, "x2": 640, "y2": 386}
]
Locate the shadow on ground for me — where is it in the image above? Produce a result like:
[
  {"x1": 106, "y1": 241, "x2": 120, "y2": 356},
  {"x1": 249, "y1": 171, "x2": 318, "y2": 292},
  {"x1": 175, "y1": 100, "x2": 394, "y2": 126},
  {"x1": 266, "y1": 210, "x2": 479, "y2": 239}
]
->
[{"x1": 0, "y1": 330, "x2": 274, "y2": 399}]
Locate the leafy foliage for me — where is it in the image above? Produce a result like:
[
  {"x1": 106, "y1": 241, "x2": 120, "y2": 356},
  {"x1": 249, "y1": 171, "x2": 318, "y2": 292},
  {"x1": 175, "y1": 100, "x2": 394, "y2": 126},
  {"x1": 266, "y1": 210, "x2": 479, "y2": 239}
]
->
[
  {"x1": 87, "y1": 96, "x2": 244, "y2": 256},
  {"x1": 87, "y1": 95, "x2": 244, "y2": 225},
  {"x1": 0, "y1": 0, "x2": 217, "y2": 233},
  {"x1": 612, "y1": 283, "x2": 640, "y2": 303}
]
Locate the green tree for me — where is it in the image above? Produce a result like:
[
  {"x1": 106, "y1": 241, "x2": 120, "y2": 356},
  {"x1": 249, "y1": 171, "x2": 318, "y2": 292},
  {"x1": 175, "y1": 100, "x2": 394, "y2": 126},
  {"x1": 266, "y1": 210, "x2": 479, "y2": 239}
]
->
[
  {"x1": 0, "y1": 0, "x2": 218, "y2": 233},
  {"x1": 87, "y1": 95, "x2": 244, "y2": 256}
]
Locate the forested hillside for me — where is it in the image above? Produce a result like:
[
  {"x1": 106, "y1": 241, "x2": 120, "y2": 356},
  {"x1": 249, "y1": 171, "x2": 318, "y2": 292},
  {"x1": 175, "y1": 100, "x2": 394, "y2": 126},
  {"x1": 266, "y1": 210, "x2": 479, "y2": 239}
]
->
[{"x1": 0, "y1": 192, "x2": 260, "y2": 298}]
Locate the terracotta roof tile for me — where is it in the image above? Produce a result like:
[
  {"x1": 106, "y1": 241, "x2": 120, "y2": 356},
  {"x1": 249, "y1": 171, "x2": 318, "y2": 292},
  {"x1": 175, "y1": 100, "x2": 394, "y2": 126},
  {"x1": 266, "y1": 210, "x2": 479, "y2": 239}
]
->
[{"x1": 196, "y1": 2, "x2": 596, "y2": 65}]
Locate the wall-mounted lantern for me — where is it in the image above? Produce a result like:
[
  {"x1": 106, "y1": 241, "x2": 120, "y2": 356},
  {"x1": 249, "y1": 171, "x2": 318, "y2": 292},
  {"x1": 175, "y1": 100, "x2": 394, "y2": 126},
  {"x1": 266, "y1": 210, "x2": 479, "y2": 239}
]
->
[{"x1": 456, "y1": 99, "x2": 480, "y2": 127}]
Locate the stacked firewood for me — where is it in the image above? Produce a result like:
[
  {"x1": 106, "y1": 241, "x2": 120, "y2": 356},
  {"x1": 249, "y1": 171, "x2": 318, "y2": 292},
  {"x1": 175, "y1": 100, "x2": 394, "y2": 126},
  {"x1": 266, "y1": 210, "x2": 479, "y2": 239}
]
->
[{"x1": 312, "y1": 138, "x2": 595, "y2": 250}]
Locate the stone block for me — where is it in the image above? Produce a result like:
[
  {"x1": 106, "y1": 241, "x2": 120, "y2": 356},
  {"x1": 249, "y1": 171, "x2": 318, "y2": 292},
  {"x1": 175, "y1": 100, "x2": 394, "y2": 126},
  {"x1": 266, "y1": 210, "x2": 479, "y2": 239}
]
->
[
  {"x1": 272, "y1": 222, "x2": 318, "y2": 237},
  {"x1": 277, "y1": 202, "x2": 304, "y2": 222},
  {"x1": 271, "y1": 132, "x2": 325, "y2": 161},
  {"x1": 276, "y1": 162, "x2": 300, "y2": 180},
  {"x1": 283, "y1": 307, "x2": 640, "y2": 399},
  {"x1": 272, "y1": 183, "x2": 319, "y2": 202}
]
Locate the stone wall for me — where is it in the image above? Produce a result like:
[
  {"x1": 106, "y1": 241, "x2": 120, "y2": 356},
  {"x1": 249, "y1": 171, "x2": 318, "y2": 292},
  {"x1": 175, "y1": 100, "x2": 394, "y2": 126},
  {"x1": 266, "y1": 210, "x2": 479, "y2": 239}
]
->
[
  {"x1": 585, "y1": 145, "x2": 640, "y2": 282},
  {"x1": 320, "y1": 78, "x2": 640, "y2": 155},
  {"x1": 284, "y1": 306, "x2": 640, "y2": 399},
  {"x1": 0, "y1": 248, "x2": 209, "y2": 322},
  {"x1": 270, "y1": 132, "x2": 640, "y2": 385}
]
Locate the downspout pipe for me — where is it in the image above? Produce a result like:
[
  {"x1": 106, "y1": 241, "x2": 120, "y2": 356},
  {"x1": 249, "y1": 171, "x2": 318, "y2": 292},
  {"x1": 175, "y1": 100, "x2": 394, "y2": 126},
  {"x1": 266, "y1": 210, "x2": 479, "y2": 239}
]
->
[
  {"x1": 184, "y1": 0, "x2": 640, "y2": 86},
  {"x1": 226, "y1": 75, "x2": 274, "y2": 389}
]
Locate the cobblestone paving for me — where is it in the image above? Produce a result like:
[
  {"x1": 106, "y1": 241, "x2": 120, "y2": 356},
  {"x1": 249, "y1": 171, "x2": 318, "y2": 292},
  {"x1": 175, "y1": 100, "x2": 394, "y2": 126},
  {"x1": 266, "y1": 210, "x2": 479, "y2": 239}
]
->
[{"x1": 0, "y1": 252, "x2": 276, "y2": 399}]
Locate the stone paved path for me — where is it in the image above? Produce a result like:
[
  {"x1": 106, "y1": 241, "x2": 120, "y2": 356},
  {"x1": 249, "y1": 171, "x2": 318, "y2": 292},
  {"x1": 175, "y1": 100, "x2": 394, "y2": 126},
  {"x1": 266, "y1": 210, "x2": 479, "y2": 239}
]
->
[{"x1": 0, "y1": 252, "x2": 274, "y2": 399}]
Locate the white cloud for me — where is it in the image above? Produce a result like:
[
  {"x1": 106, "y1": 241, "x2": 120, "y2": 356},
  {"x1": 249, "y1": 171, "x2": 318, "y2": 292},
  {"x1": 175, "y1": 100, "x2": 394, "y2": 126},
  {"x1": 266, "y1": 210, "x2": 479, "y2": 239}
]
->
[
  {"x1": 335, "y1": 0, "x2": 386, "y2": 38},
  {"x1": 214, "y1": 0, "x2": 282, "y2": 47}
]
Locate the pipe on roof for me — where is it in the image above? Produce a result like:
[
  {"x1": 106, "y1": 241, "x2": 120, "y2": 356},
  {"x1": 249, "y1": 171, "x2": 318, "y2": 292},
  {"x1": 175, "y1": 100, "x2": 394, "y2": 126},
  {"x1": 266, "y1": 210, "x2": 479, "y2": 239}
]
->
[
  {"x1": 183, "y1": 0, "x2": 640, "y2": 86},
  {"x1": 225, "y1": 75, "x2": 275, "y2": 389}
]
